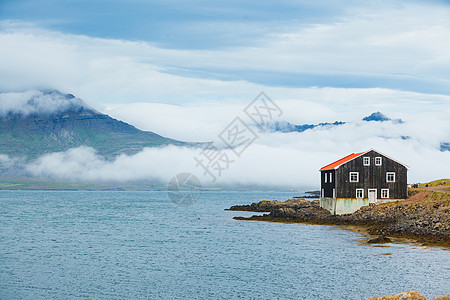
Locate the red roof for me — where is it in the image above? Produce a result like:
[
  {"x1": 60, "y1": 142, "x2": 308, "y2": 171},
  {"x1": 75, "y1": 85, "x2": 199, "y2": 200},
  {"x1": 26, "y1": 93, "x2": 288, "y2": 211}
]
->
[{"x1": 320, "y1": 152, "x2": 365, "y2": 171}]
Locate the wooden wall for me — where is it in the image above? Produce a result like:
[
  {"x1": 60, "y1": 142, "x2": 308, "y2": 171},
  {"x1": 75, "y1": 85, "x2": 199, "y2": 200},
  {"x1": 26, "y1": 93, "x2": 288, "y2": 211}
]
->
[
  {"x1": 335, "y1": 150, "x2": 407, "y2": 199},
  {"x1": 321, "y1": 150, "x2": 408, "y2": 199},
  {"x1": 321, "y1": 170, "x2": 336, "y2": 198}
]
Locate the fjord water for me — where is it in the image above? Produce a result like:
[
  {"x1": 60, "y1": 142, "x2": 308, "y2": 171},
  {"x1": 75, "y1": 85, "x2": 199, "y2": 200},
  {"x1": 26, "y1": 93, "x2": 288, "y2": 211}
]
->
[{"x1": 0, "y1": 191, "x2": 449, "y2": 300}]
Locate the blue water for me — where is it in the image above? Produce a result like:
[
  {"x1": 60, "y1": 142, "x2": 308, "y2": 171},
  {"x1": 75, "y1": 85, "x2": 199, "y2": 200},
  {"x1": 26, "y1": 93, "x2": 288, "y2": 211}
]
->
[{"x1": 0, "y1": 191, "x2": 449, "y2": 300}]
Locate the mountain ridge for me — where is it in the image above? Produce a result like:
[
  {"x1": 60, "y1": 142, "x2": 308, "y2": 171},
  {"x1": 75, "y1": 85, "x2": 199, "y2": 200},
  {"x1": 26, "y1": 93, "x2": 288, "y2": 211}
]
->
[
  {"x1": 0, "y1": 90, "x2": 187, "y2": 161},
  {"x1": 265, "y1": 111, "x2": 404, "y2": 134}
]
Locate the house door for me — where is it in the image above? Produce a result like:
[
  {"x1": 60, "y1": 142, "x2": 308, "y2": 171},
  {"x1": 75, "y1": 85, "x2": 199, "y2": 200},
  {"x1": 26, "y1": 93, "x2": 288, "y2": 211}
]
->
[{"x1": 368, "y1": 189, "x2": 377, "y2": 204}]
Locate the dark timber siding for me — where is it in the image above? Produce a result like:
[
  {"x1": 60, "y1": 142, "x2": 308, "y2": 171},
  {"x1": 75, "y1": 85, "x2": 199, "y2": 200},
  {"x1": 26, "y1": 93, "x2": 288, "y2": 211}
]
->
[
  {"x1": 321, "y1": 150, "x2": 407, "y2": 200},
  {"x1": 321, "y1": 170, "x2": 336, "y2": 197},
  {"x1": 335, "y1": 150, "x2": 407, "y2": 199}
]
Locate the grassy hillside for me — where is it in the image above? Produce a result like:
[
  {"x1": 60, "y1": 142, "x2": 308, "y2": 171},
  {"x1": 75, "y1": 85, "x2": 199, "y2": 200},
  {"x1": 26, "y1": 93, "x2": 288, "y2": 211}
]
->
[
  {"x1": 419, "y1": 179, "x2": 450, "y2": 187},
  {"x1": 0, "y1": 104, "x2": 187, "y2": 161}
]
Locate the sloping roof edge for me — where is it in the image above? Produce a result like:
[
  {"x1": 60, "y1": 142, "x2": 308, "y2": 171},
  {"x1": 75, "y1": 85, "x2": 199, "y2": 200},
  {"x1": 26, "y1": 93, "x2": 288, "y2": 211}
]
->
[{"x1": 319, "y1": 149, "x2": 410, "y2": 171}]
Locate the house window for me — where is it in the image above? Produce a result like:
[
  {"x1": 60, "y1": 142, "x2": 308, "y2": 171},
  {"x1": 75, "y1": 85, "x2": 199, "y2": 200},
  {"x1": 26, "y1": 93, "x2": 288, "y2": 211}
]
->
[
  {"x1": 386, "y1": 172, "x2": 395, "y2": 182},
  {"x1": 381, "y1": 189, "x2": 389, "y2": 198},
  {"x1": 363, "y1": 157, "x2": 370, "y2": 166},
  {"x1": 329, "y1": 173, "x2": 332, "y2": 183},
  {"x1": 324, "y1": 173, "x2": 327, "y2": 183},
  {"x1": 321, "y1": 189, "x2": 324, "y2": 197},
  {"x1": 356, "y1": 189, "x2": 364, "y2": 198},
  {"x1": 349, "y1": 172, "x2": 359, "y2": 182},
  {"x1": 375, "y1": 157, "x2": 382, "y2": 166}
]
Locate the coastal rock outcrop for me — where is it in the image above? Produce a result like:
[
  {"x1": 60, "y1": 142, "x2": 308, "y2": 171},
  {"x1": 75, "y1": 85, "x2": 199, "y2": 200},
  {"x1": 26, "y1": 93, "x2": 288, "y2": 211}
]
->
[
  {"x1": 367, "y1": 236, "x2": 392, "y2": 244},
  {"x1": 367, "y1": 291, "x2": 450, "y2": 300},
  {"x1": 229, "y1": 191, "x2": 450, "y2": 246}
]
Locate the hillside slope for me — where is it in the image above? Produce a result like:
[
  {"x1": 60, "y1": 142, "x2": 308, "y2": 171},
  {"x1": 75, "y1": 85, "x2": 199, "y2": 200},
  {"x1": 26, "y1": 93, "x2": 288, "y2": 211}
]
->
[{"x1": 0, "y1": 90, "x2": 187, "y2": 160}]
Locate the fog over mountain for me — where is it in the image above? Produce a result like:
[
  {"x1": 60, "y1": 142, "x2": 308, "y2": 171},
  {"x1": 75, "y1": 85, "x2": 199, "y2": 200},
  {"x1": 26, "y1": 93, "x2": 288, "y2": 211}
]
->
[
  {"x1": 0, "y1": 90, "x2": 89, "y2": 116},
  {"x1": 1, "y1": 0, "x2": 450, "y2": 189},
  {"x1": 0, "y1": 90, "x2": 449, "y2": 189},
  {"x1": 0, "y1": 90, "x2": 186, "y2": 160},
  {"x1": 263, "y1": 112, "x2": 405, "y2": 134}
]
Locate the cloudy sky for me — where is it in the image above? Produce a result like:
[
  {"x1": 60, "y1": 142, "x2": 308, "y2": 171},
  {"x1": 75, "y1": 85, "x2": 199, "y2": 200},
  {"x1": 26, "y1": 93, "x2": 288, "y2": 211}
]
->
[{"x1": 1, "y1": 0, "x2": 449, "y2": 188}]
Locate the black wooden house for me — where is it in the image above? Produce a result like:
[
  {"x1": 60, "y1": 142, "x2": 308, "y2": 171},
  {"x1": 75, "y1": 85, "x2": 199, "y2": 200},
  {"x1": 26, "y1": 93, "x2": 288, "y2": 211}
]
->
[{"x1": 319, "y1": 149, "x2": 409, "y2": 215}]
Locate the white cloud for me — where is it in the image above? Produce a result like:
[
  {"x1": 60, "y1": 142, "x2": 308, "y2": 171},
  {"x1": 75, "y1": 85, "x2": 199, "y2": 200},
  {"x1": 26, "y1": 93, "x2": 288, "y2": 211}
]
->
[
  {"x1": 24, "y1": 111, "x2": 450, "y2": 189},
  {"x1": 2, "y1": 2, "x2": 450, "y2": 189},
  {"x1": 1, "y1": 1, "x2": 450, "y2": 103},
  {"x1": 101, "y1": 89, "x2": 450, "y2": 142},
  {"x1": 26, "y1": 146, "x2": 200, "y2": 183},
  {"x1": 0, "y1": 90, "x2": 90, "y2": 116},
  {"x1": 9, "y1": 87, "x2": 448, "y2": 189},
  {"x1": 0, "y1": 154, "x2": 18, "y2": 169}
]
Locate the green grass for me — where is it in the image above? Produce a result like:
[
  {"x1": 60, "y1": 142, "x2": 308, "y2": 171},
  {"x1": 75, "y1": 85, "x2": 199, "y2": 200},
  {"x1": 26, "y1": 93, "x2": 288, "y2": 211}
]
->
[
  {"x1": 0, "y1": 109, "x2": 189, "y2": 161},
  {"x1": 419, "y1": 179, "x2": 450, "y2": 187}
]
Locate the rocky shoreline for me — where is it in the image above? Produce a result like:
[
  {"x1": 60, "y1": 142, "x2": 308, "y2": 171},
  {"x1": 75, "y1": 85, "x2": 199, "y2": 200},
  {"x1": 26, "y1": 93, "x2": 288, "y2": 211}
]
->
[
  {"x1": 227, "y1": 191, "x2": 450, "y2": 248},
  {"x1": 368, "y1": 291, "x2": 449, "y2": 300}
]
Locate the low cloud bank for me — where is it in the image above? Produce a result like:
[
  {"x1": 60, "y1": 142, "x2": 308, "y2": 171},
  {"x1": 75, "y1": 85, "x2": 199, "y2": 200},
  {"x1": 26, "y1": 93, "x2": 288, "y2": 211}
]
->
[
  {"x1": 103, "y1": 91, "x2": 450, "y2": 143},
  {"x1": 25, "y1": 146, "x2": 198, "y2": 183},
  {"x1": 2, "y1": 91, "x2": 449, "y2": 189},
  {"x1": 23, "y1": 120, "x2": 450, "y2": 189},
  {"x1": 0, "y1": 154, "x2": 18, "y2": 169}
]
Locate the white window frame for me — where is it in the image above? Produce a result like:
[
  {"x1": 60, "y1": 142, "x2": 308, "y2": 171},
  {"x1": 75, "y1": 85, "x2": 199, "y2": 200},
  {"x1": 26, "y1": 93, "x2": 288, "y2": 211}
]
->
[
  {"x1": 349, "y1": 172, "x2": 359, "y2": 182},
  {"x1": 375, "y1": 157, "x2": 382, "y2": 166},
  {"x1": 381, "y1": 189, "x2": 389, "y2": 198},
  {"x1": 363, "y1": 157, "x2": 370, "y2": 166},
  {"x1": 324, "y1": 173, "x2": 327, "y2": 183},
  {"x1": 329, "y1": 173, "x2": 332, "y2": 183},
  {"x1": 386, "y1": 172, "x2": 395, "y2": 182},
  {"x1": 333, "y1": 188, "x2": 336, "y2": 198},
  {"x1": 321, "y1": 189, "x2": 324, "y2": 197},
  {"x1": 356, "y1": 188, "x2": 364, "y2": 198}
]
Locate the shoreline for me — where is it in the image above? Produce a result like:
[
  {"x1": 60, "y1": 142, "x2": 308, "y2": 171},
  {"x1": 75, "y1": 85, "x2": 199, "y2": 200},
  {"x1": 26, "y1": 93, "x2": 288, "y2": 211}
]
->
[
  {"x1": 233, "y1": 215, "x2": 450, "y2": 249},
  {"x1": 228, "y1": 191, "x2": 450, "y2": 249}
]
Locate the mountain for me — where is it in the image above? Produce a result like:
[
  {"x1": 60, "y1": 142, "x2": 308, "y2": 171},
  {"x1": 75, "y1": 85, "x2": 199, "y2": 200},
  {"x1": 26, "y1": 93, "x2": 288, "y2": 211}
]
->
[
  {"x1": 0, "y1": 90, "x2": 187, "y2": 160},
  {"x1": 362, "y1": 111, "x2": 403, "y2": 123},
  {"x1": 441, "y1": 143, "x2": 450, "y2": 152},
  {"x1": 362, "y1": 111, "x2": 390, "y2": 122},
  {"x1": 262, "y1": 112, "x2": 450, "y2": 152},
  {"x1": 265, "y1": 120, "x2": 345, "y2": 133},
  {"x1": 265, "y1": 111, "x2": 405, "y2": 134}
]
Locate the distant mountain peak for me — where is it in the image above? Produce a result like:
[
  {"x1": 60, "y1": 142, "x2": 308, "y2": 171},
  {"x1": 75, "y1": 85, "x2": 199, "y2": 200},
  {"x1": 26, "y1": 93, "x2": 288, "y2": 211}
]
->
[
  {"x1": 265, "y1": 111, "x2": 406, "y2": 134},
  {"x1": 362, "y1": 111, "x2": 404, "y2": 123},
  {"x1": 362, "y1": 111, "x2": 390, "y2": 122},
  {"x1": 265, "y1": 120, "x2": 345, "y2": 133}
]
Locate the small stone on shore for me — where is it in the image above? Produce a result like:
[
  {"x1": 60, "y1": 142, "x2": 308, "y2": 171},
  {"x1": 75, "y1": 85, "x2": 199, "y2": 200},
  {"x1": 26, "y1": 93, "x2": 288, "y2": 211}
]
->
[{"x1": 368, "y1": 236, "x2": 392, "y2": 244}]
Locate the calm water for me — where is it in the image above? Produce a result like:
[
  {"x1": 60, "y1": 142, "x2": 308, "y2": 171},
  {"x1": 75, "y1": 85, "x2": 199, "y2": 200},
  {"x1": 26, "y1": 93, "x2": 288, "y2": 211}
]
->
[{"x1": 0, "y1": 191, "x2": 449, "y2": 300}]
